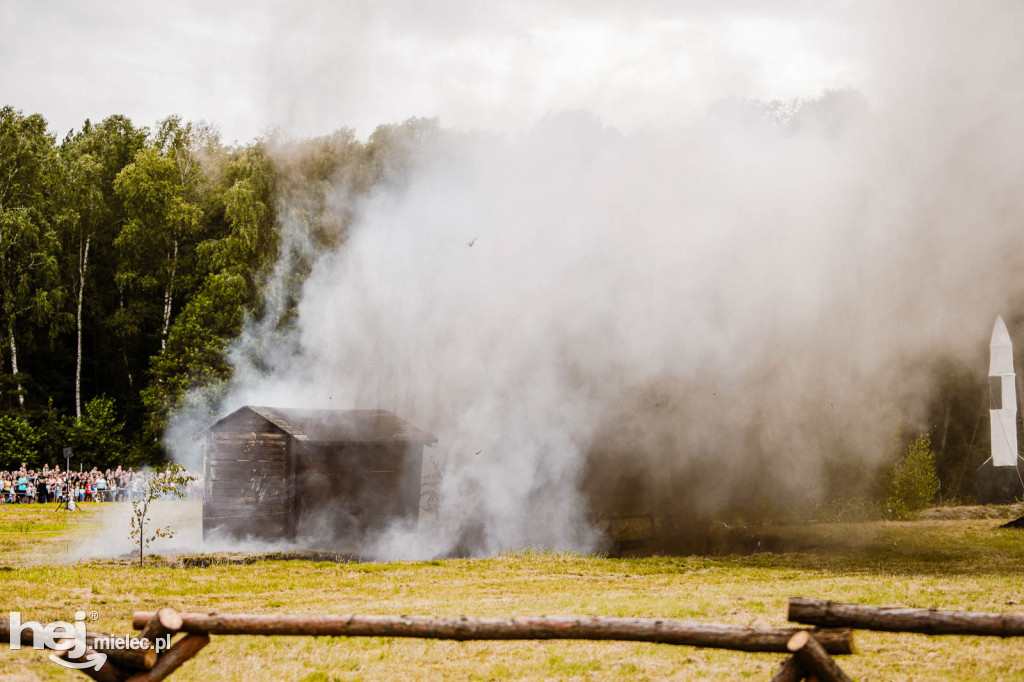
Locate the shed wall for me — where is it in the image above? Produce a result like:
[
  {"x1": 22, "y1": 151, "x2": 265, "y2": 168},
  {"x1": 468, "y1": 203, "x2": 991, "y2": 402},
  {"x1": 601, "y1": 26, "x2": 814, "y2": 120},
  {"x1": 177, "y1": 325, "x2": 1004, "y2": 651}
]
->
[{"x1": 203, "y1": 412, "x2": 290, "y2": 540}]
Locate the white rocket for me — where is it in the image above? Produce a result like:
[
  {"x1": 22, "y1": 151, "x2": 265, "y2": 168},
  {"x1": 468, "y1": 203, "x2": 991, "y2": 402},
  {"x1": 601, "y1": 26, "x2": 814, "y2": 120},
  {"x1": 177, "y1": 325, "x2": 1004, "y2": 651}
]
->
[{"x1": 990, "y1": 315, "x2": 1018, "y2": 467}]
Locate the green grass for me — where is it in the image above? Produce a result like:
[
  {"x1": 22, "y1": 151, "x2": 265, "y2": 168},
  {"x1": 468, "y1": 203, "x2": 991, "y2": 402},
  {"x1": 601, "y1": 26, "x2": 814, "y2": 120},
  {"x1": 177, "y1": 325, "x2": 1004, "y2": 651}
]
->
[
  {"x1": 0, "y1": 503, "x2": 102, "y2": 534},
  {"x1": 3, "y1": 503, "x2": 1024, "y2": 679}
]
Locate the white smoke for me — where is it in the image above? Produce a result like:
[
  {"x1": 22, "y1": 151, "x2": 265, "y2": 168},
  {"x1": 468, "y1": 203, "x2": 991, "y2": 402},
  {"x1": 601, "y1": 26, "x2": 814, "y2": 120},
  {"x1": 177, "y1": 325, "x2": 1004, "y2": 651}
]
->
[{"x1": 171, "y1": 1, "x2": 1024, "y2": 557}]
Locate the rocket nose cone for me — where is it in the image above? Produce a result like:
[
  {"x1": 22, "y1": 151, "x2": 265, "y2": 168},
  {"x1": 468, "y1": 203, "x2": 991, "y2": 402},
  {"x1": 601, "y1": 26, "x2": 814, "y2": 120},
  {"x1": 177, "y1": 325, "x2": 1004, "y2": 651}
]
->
[
  {"x1": 993, "y1": 316, "x2": 1012, "y2": 348},
  {"x1": 991, "y1": 316, "x2": 1015, "y2": 376}
]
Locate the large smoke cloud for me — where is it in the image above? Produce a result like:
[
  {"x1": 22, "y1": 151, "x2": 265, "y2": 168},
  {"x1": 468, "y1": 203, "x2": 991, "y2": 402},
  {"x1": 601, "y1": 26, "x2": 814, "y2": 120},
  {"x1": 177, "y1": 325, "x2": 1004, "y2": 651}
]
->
[{"x1": 173, "y1": 1, "x2": 1024, "y2": 557}]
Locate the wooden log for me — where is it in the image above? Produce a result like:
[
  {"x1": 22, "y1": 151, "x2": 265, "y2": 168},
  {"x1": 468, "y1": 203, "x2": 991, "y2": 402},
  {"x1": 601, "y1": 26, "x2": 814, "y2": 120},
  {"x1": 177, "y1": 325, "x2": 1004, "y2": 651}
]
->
[
  {"x1": 788, "y1": 596, "x2": 1024, "y2": 636},
  {"x1": 132, "y1": 612, "x2": 853, "y2": 654},
  {"x1": 56, "y1": 635, "x2": 158, "y2": 671},
  {"x1": 769, "y1": 654, "x2": 806, "y2": 682},
  {"x1": 125, "y1": 634, "x2": 210, "y2": 682},
  {"x1": 86, "y1": 638, "x2": 158, "y2": 670},
  {"x1": 138, "y1": 607, "x2": 183, "y2": 652},
  {"x1": 787, "y1": 631, "x2": 852, "y2": 682},
  {"x1": 59, "y1": 646, "x2": 126, "y2": 682}
]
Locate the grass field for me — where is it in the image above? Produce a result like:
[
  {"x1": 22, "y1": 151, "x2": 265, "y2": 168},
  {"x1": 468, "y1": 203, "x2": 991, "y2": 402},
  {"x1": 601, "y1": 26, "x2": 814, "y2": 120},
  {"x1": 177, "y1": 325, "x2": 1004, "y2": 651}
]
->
[{"x1": 4, "y1": 503, "x2": 1024, "y2": 680}]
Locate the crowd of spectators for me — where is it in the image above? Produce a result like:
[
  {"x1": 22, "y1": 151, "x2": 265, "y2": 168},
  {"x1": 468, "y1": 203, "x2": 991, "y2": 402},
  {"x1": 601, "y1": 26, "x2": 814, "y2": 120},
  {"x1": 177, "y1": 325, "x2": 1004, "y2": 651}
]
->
[{"x1": 0, "y1": 465, "x2": 200, "y2": 504}]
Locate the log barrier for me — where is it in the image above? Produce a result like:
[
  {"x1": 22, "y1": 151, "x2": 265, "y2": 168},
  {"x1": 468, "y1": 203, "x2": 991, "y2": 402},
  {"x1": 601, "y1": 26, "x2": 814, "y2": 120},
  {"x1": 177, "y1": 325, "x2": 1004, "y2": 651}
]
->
[
  {"x1": 131, "y1": 611, "x2": 854, "y2": 654},
  {"x1": 787, "y1": 596, "x2": 1024, "y2": 636}
]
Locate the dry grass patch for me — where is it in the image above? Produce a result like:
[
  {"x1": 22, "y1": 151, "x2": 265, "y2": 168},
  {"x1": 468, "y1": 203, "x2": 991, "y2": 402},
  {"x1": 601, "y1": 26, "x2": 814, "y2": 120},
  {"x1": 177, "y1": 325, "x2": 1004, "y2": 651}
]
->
[{"x1": 2, "y1": 504, "x2": 1024, "y2": 679}]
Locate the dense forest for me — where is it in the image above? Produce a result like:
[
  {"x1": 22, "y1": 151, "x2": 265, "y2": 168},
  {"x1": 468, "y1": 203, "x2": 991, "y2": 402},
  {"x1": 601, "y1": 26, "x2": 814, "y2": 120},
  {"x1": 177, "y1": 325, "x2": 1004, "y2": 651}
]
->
[{"x1": 0, "y1": 104, "x2": 438, "y2": 470}]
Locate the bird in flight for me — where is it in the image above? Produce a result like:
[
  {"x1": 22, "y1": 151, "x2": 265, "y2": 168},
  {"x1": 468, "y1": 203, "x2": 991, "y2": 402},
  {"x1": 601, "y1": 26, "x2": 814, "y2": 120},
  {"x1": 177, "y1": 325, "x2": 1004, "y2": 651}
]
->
[{"x1": 467, "y1": 237, "x2": 477, "y2": 247}]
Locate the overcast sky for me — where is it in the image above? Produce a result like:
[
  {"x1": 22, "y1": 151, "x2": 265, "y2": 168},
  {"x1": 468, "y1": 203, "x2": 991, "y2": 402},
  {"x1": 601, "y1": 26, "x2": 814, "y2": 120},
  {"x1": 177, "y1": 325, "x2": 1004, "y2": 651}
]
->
[{"x1": 1, "y1": 1, "x2": 866, "y2": 143}]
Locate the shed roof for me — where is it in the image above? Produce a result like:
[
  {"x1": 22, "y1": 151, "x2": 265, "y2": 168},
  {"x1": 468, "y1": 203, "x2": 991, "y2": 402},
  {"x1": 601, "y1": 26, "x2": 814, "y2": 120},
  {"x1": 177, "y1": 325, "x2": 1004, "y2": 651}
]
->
[{"x1": 197, "y1": 406, "x2": 438, "y2": 444}]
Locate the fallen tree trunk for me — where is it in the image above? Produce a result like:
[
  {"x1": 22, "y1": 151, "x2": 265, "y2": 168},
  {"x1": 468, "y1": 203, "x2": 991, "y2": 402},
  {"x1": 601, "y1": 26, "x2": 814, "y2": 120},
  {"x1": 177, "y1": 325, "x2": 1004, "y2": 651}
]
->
[
  {"x1": 133, "y1": 611, "x2": 853, "y2": 654},
  {"x1": 787, "y1": 597, "x2": 1024, "y2": 636}
]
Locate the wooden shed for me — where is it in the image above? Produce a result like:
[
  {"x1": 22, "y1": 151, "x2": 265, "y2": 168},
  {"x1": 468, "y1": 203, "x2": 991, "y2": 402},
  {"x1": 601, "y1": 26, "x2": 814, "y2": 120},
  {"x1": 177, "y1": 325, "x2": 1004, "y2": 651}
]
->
[{"x1": 195, "y1": 406, "x2": 437, "y2": 546}]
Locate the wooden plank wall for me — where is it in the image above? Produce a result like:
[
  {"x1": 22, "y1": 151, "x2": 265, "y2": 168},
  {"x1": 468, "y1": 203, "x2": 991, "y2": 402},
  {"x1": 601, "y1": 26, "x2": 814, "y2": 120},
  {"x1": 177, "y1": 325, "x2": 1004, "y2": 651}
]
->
[{"x1": 203, "y1": 411, "x2": 291, "y2": 540}]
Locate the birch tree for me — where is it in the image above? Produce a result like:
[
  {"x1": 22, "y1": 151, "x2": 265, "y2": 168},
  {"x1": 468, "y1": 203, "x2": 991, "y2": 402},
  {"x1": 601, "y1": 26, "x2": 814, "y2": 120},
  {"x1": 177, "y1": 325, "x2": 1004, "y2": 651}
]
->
[
  {"x1": 58, "y1": 116, "x2": 147, "y2": 417},
  {"x1": 0, "y1": 107, "x2": 63, "y2": 409},
  {"x1": 114, "y1": 146, "x2": 202, "y2": 351}
]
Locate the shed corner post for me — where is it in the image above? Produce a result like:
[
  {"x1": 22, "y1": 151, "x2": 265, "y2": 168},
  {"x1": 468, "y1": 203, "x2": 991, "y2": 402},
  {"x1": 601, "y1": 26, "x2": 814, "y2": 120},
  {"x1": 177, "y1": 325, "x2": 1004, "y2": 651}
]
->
[
  {"x1": 410, "y1": 443, "x2": 426, "y2": 523},
  {"x1": 202, "y1": 434, "x2": 212, "y2": 543},
  {"x1": 287, "y1": 437, "x2": 298, "y2": 541}
]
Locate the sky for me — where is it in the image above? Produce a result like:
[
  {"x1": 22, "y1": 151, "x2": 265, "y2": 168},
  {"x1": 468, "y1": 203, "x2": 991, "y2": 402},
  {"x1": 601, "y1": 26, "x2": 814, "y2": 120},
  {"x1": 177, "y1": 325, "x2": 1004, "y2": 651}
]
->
[{"x1": 1, "y1": 1, "x2": 866, "y2": 143}]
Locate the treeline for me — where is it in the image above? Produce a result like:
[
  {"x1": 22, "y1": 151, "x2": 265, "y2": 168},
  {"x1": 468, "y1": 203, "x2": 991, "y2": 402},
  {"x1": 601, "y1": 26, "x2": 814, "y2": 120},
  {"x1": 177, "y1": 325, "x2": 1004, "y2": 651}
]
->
[{"x1": 0, "y1": 105, "x2": 438, "y2": 469}]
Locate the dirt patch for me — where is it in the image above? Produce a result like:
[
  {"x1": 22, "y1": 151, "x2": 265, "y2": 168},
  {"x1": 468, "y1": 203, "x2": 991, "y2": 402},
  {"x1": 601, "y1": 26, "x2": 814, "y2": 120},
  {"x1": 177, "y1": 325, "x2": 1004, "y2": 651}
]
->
[{"x1": 168, "y1": 551, "x2": 363, "y2": 567}]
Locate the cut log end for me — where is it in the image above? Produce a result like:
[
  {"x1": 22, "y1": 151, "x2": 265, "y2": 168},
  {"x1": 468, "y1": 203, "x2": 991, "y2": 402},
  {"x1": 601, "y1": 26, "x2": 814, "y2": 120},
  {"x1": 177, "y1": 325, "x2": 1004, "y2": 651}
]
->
[
  {"x1": 138, "y1": 606, "x2": 184, "y2": 655},
  {"x1": 787, "y1": 630, "x2": 811, "y2": 652},
  {"x1": 787, "y1": 630, "x2": 853, "y2": 682},
  {"x1": 156, "y1": 607, "x2": 184, "y2": 632}
]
